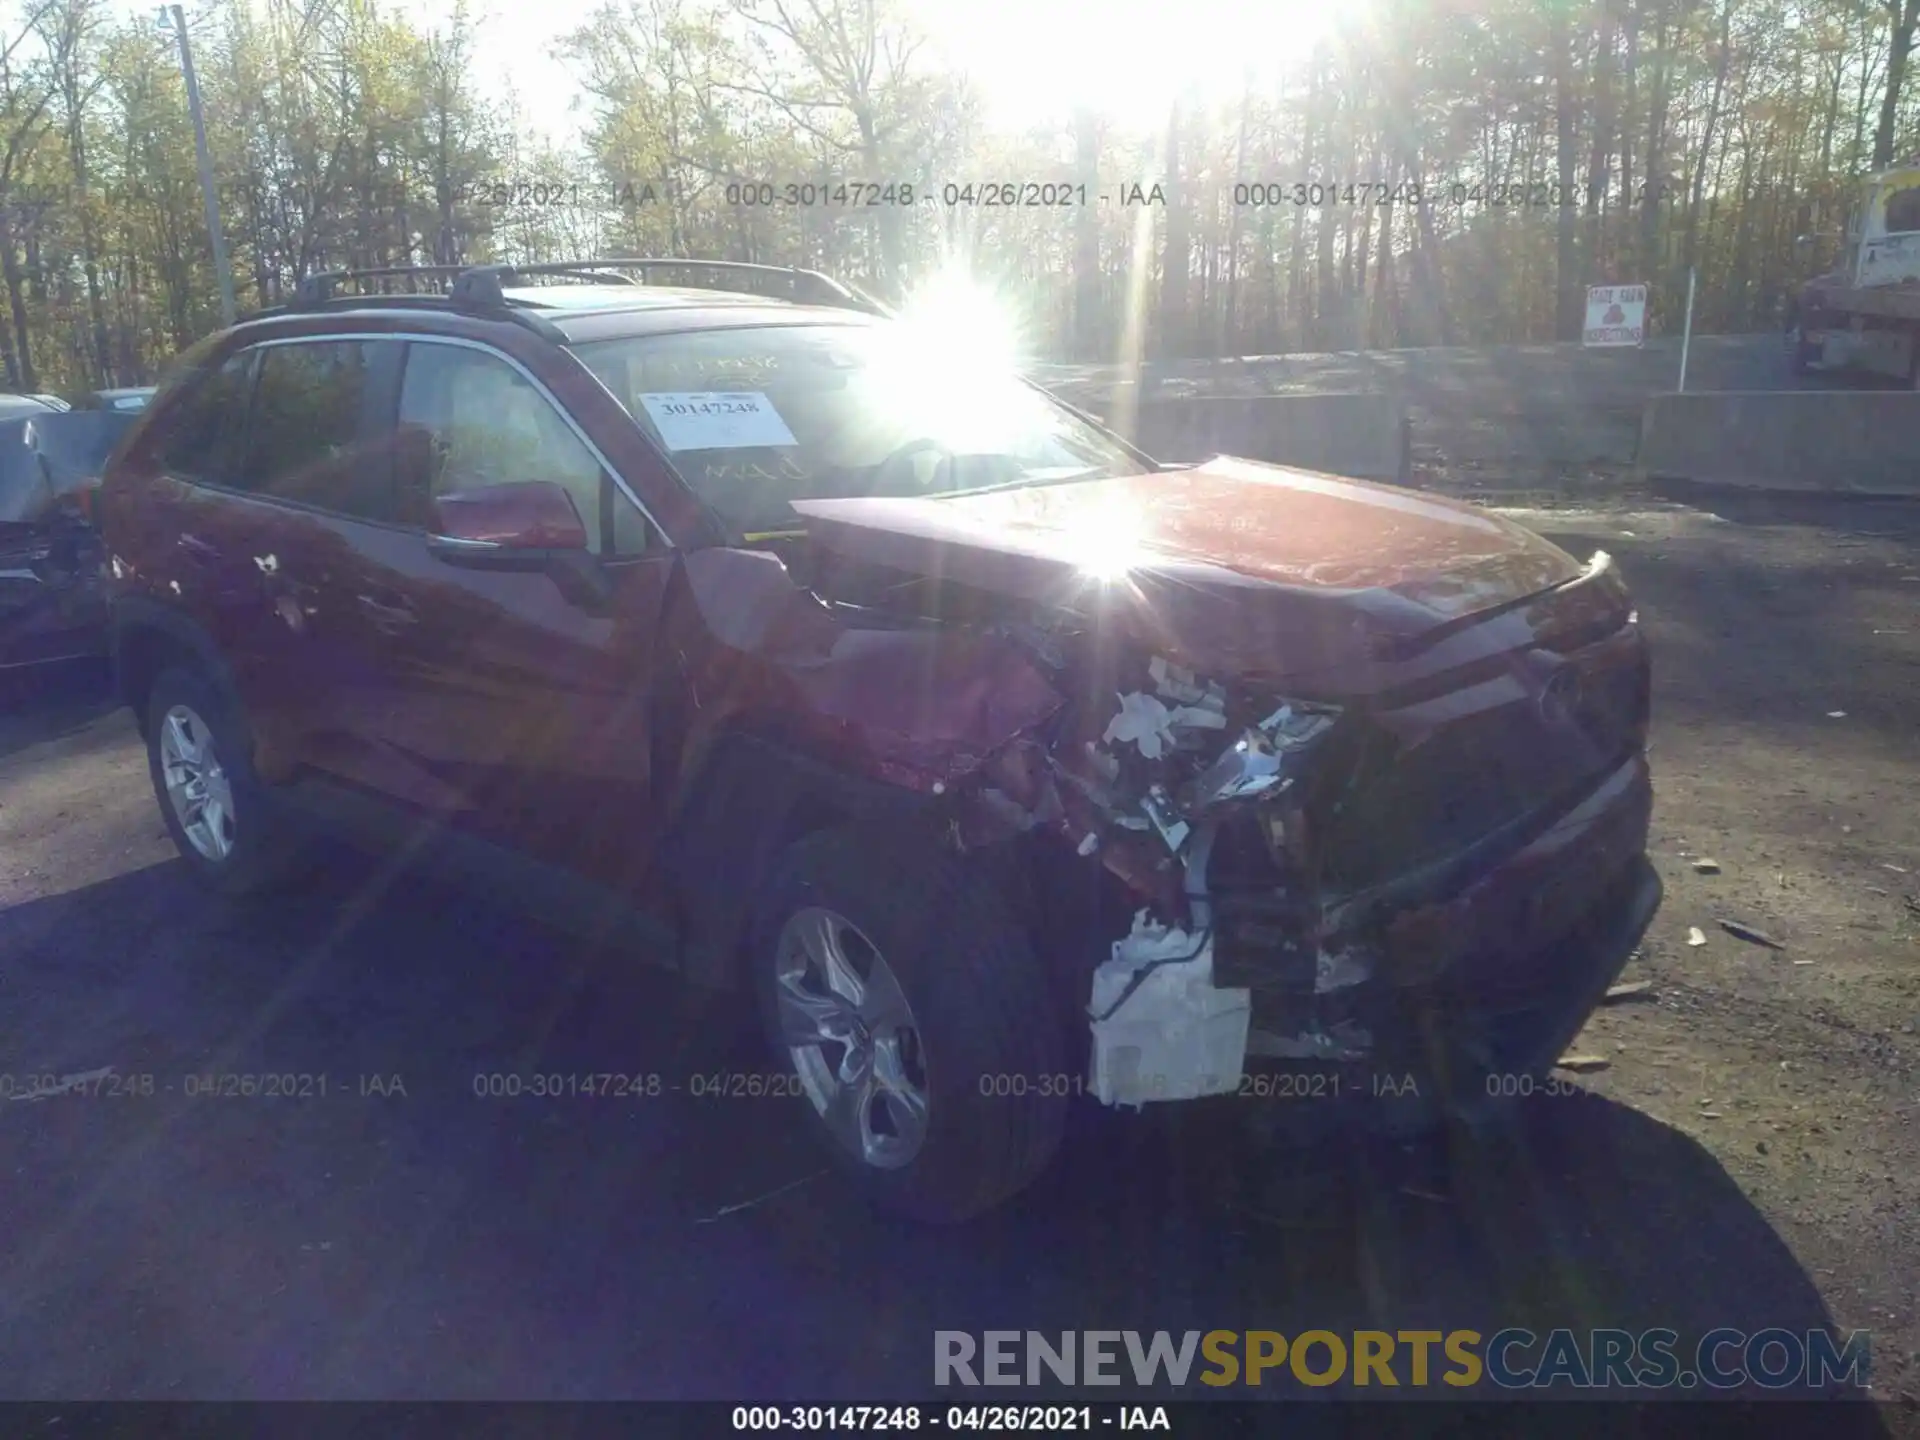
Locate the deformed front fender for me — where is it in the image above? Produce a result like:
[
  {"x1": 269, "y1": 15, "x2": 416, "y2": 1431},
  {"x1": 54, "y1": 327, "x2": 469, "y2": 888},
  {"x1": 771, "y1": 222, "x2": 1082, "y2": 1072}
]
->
[
  {"x1": 661, "y1": 547, "x2": 1066, "y2": 796},
  {"x1": 657, "y1": 547, "x2": 1069, "y2": 987}
]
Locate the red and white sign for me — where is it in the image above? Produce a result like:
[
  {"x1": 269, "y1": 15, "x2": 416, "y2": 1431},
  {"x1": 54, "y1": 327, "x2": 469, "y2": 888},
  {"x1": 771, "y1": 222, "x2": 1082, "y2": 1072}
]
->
[{"x1": 1583, "y1": 284, "x2": 1648, "y2": 347}]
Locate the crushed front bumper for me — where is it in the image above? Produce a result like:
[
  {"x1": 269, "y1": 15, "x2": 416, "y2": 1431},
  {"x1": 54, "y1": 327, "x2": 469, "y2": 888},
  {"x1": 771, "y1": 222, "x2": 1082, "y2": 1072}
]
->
[
  {"x1": 1231, "y1": 752, "x2": 1661, "y2": 1143},
  {"x1": 1234, "y1": 863, "x2": 1661, "y2": 1146}
]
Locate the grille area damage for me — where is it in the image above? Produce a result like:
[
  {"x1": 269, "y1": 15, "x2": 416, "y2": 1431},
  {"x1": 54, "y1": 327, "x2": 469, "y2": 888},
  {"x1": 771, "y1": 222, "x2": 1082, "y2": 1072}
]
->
[{"x1": 936, "y1": 624, "x2": 1647, "y2": 1110}]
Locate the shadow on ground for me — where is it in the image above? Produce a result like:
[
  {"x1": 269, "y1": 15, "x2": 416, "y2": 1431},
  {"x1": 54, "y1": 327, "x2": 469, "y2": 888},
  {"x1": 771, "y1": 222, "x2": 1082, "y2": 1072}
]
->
[
  {"x1": 0, "y1": 832, "x2": 1861, "y2": 1404},
  {"x1": 0, "y1": 658, "x2": 116, "y2": 761}
]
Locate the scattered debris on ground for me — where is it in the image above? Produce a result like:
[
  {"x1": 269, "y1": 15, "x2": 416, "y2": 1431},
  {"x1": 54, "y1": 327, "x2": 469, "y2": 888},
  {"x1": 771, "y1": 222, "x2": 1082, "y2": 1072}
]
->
[
  {"x1": 1556, "y1": 1054, "x2": 1612, "y2": 1072},
  {"x1": 1692, "y1": 858, "x2": 1722, "y2": 874},
  {"x1": 1719, "y1": 919, "x2": 1786, "y2": 950},
  {"x1": 1688, "y1": 926, "x2": 1708, "y2": 946},
  {"x1": 1602, "y1": 980, "x2": 1657, "y2": 1003}
]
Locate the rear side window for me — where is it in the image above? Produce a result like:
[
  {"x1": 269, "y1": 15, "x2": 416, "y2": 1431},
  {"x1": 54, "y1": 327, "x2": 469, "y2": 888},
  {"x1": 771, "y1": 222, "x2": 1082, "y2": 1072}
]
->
[
  {"x1": 156, "y1": 350, "x2": 253, "y2": 483},
  {"x1": 242, "y1": 341, "x2": 392, "y2": 519}
]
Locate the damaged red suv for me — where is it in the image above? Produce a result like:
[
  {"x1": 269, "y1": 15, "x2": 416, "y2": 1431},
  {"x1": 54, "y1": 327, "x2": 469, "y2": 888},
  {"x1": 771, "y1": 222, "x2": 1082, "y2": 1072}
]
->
[{"x1": 100, "y1": 260, "x2": 1660, "y2": 1222}]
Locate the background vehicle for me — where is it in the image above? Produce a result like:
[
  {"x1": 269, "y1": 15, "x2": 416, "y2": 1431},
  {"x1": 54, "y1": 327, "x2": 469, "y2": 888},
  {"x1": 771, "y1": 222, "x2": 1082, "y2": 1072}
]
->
[
  {"x1": 1787, "y1": 156, "x2": 1920, "y2": 383},
  {"x1": 1, "y1": 409, "x2": 140, "y2": 672},
  {"x1": 73, "y1": 387, "x2": 156, "y2": 414},
  {"x1": 100, "y1": 258, "x2": 1658, "y2": 1223},
  {"x1": 0, "y1": 393, "x2": 66, "y2": 419}
]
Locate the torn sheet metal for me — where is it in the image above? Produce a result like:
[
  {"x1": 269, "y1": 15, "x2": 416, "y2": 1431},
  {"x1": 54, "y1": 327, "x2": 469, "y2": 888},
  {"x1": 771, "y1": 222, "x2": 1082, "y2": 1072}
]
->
[
  {"x1": 1149, "y1": 655, "x2": 1208, "y2": 705},
  {"x1": 1188, "y1": 729, "x2": 1290, "y2": 806},
  {"x1": 1087, "y1": 910, "x2": 1251, "y2": 1108},
  {"x1": 1103, "y1": 690, "x2": 1178, "y2": 760},
  {"x1": 1244, "y1": 1020, "x2": 1374, "y2": 1062},
  {"x1": 1258, "y1": 702, "x2": 1340, "y2": 746},
  {"x1": 1314, "y1": 946, "x2": 1375, "y2": 994},
  {"x1": 1139, "y1": 783, "x2": 1190, "y2": 852}
]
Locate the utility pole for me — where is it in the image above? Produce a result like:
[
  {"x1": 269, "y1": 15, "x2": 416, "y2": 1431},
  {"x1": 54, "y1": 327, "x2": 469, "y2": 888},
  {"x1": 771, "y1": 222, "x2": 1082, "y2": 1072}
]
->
[
  {"x1": 1678, "y1": 266, "x2": 1697, "y2": 393},
  {"x1": 162, "y1": 5, "x2": 235, "y2": 327}
]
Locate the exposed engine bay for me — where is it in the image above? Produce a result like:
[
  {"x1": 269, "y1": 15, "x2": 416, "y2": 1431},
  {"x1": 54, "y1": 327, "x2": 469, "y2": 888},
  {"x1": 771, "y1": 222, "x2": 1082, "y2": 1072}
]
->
[{"x1": 945, "y1": 639, "x2": 1374, "y2": 1108}]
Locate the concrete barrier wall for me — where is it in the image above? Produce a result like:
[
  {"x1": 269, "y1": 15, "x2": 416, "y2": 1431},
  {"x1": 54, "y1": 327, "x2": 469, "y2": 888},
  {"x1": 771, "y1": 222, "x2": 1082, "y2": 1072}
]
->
[
  {"x1": 1638, "y1": 391, "x2": 1920, "y2": 495},
  {"x1": 1050, "y1": 390, "x2": 1412, "y2": 484}
]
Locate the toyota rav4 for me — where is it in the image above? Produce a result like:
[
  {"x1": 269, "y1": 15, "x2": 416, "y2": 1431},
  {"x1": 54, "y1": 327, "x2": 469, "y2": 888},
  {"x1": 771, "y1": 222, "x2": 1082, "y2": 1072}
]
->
[{"x1": 99, "y1": 259, "x2": 1660, "y2": 1222}]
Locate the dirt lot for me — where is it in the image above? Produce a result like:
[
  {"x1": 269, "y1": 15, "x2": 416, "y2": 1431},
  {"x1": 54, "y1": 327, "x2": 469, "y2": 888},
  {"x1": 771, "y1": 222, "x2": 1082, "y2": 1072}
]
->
[
  {"x1": 0, "y1": 485, "x2": 1916, "y2": 1413},
  {"x1": 1512, "y1": 487, "x2": 1920, "y2": 1406}
]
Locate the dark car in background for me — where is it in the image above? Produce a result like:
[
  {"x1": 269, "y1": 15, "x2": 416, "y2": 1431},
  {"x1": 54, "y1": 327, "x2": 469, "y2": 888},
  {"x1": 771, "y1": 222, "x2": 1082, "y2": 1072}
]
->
[
  {"x1": 98, "y1": 258, "x2": 1659, "y2": 1222},
  {"x1": 1, "y1": 406, "x2": 145, "y2": 673},
  {"x1": 76, "y1": 386, "x2": 156, "y2": 415},
  {"x1": 0, "y1": 392, "x2": 66, "y2": 418}
]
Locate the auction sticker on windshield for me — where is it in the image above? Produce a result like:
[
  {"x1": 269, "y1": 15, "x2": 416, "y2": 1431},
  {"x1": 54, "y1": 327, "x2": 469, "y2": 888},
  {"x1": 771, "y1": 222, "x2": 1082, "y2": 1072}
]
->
[{"x1": 639, "y1": 391, "x2": 798, "y2": 450}]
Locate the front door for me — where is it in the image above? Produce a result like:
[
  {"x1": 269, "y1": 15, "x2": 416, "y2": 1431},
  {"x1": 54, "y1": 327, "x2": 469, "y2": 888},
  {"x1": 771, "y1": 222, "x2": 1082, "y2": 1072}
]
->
[{"x1": 348, "y1": 338, "x2": 677, "y2": 902}]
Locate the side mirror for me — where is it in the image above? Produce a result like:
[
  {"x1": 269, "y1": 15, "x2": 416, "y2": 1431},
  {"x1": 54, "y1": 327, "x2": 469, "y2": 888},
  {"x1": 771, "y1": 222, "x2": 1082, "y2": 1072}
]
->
[
  {"x1": 425, "y1": 480, "x2": 609, "y2": 611},
  {"x1": 427, "y1": 480, "x2": 589, "y2": 556}
]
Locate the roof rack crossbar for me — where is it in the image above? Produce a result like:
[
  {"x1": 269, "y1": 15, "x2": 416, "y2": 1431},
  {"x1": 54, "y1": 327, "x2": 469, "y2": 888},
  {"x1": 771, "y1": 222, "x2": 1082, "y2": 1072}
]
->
[
  {"x1": 280, "y1": 272, "x2": 566, "y2": 343},
  {"x1": 294, "y1": 266, "x2": 475, "y2": 306},
  {"x1": 477, "y1": 258, "x2": 892, "y2": 316},
  {"x1": 588, "y1": 258, "x2": 892, "y2": 315}
]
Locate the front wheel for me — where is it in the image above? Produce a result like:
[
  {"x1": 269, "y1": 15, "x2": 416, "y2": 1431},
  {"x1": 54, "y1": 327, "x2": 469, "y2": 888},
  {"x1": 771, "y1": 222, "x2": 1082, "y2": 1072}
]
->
[{"x1": 752, "y1": 827, "x2": 1068, "y2": 1223}]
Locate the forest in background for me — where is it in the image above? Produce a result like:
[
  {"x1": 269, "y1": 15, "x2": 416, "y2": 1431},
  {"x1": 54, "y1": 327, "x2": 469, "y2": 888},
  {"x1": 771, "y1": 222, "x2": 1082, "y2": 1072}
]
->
[{"x1": 0, "y1": 0, "x2": 1914, "y2": 392}]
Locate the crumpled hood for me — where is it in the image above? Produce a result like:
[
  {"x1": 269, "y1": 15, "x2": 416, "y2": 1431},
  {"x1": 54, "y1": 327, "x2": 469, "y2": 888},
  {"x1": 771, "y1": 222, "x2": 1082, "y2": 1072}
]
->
[{"x1": 792, "y1": 456, "x2": 1589, "y2": 686}]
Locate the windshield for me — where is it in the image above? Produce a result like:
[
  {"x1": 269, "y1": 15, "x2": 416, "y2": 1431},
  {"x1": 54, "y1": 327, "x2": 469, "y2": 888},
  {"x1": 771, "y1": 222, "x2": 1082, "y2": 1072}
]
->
[{"x1": 573, "y1": 323, "x2": 1147, "y2": 534}]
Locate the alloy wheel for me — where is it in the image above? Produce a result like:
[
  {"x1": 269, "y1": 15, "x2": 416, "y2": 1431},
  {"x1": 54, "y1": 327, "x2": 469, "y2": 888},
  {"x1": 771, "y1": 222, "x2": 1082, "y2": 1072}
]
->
[
  {"x1": 159, "y1": 703, "x2": 236, "y2": 863},
  {"x1": 774, "y1": 906, "x2": 931, "y2": 1169}
]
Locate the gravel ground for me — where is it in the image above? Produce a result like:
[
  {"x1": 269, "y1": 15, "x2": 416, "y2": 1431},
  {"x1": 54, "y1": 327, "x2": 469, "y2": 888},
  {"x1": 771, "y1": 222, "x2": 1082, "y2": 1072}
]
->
[{"x1": 0, "y1": 487, "x2": 1916, "y2": 1416}]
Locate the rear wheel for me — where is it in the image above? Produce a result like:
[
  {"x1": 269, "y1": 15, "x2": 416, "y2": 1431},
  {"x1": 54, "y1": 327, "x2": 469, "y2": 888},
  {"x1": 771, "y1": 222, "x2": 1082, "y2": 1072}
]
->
[
  {"x1": 145, "y1": 666, "x2": 304, "y2": 896},
  {"x1": 752, "y1": 827, "x2": 1068, "y2": 1223}
]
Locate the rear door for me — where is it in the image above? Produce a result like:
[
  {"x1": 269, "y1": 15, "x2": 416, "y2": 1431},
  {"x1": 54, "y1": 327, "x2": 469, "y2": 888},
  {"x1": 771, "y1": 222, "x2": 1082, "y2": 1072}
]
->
[
  {"x1": 219, "y1": 336, "x2": 411, "y2": 790},
  {"x1": 133, "y1": 348, "x2": 293, "y2": 727}
]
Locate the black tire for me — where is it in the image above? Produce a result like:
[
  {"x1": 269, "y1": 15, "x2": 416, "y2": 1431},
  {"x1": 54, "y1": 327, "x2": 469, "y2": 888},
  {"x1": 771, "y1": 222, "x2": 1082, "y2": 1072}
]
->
[
  {"x1": 751, "y1": 826, "x2": 1068, "y2": 1223},
  {"x1": 144, "y1": 665, "x2": 304, "y2": 897}
]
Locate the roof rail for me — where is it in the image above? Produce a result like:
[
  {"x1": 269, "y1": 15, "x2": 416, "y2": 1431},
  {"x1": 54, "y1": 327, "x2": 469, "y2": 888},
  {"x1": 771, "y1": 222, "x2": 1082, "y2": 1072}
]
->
[
  {"x1": 266, "y1": 256, "x2": 892, "y2": 336},
  {"x1": 277, "y1": 265, "x2": 568, "y2": 342},
  {"x1": 484, "y1": 258, "x2": 894, "y2": 316}
]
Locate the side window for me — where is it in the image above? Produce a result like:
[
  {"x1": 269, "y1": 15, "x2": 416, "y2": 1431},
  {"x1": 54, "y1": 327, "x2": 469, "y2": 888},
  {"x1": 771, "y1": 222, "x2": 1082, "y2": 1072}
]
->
[
  {"x1": 242, "y1": 341, "x2": 393, "y2": 520},
  {"x1": 156, "y1": 350, "x2": 254, "y2": 484},
  {"x1": 397, "y1": 343, "x2": 653, "y2": 555},
  {"x1": 1887, "y1": 186, "x2": 1920, "y2": 234}
]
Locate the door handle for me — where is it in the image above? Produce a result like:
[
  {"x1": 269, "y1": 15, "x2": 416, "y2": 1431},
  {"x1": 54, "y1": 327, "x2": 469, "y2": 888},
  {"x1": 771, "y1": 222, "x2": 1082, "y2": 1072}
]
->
[{"x1": 357, "y1": 592, "x2": 419, "y2": 633}]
